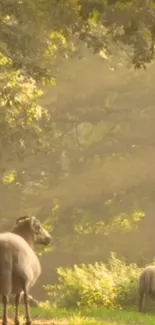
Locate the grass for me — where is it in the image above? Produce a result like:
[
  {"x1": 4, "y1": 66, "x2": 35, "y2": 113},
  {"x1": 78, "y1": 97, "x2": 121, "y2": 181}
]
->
[{"x1": 0, "y1": 302, "x2": 155, "y2": 325}]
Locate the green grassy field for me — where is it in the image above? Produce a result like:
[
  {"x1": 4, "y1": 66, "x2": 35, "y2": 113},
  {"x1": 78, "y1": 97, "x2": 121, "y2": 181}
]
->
[{"x1": 1, "y1": 303, "x2": 155, "y2": 325}]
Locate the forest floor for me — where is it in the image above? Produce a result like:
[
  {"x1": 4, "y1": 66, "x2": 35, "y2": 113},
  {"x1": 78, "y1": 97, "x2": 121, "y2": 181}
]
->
[{"x1": 0, "y1": 304, "x2": 155, "y2": 324}]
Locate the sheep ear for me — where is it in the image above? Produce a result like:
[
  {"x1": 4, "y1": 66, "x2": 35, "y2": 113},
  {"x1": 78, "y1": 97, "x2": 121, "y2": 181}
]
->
[{"x1": 29, "y1": 216, "x2": 37, "y2": 226}]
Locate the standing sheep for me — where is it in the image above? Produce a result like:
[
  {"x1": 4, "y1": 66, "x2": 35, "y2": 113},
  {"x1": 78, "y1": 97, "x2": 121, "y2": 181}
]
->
[
  {"x1": 0, "y1": 215, "x2": 51, "y2": 325},
  {"x1": 138, "y1": 265, "x2": 155, "y2": 312}
]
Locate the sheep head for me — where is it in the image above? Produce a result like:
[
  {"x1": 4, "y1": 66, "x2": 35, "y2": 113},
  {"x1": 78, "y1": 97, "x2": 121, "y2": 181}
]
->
[{"x1": 13, "y1": 216, "x2": 52, "y2": 246}]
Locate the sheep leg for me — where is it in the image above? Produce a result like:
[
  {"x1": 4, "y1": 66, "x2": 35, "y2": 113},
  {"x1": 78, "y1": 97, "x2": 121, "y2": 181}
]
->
[
  {"x1": 139, "y1": 292, "x2": 144, "y2": 312},
  {"x1": 14, "y1": 293, "x2": 21, "y2": 325},
  {"x1": 2, "y1": 295, "x2": 8, "y2": 325},
  {"x1": 23, "y1": 289, "x2": 31, "y2": 325},
  {"x1": 139, "y1": 292, "x2": 147, "y2": 313}
]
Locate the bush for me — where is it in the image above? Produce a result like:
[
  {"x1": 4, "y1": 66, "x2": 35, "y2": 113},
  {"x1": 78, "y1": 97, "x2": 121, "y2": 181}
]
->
[
  {"x1": 44, "y1": 253, "x2": 143, "y2": 309},
  {"x1": 108, "y1": 253, "x2": 142, "y2": 307}
]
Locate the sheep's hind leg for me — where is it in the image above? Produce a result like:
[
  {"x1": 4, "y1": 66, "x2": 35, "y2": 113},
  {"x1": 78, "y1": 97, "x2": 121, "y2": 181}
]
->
[
  {"x1": 23, "y1": 289, "x2": 32, "y2": 325},
  {"x1": 139, "y1": 292, "x2": 147, "y2": 313},
  {"x1": 2, "y1": 295, "x2": 8, "y2": 325},
  {"x1": 14, "y1": 293, "x2": 21, "y2": 325}
]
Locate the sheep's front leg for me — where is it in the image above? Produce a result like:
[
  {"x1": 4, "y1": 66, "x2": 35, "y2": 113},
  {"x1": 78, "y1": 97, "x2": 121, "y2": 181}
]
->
[
  {"x1": 2, "y1": 295, "x2": 8, "y2": 325},
  {"x1": 14, "y1": 293, "x2": 21, "y2": 325}
]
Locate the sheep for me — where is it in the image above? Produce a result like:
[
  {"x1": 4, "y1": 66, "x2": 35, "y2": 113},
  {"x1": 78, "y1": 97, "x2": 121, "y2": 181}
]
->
[
  {"x1": 0, "y1": 215, "x2": 51, "y2": 325},
  {"x1": 138, "y1": 265, "x2": 155, "y2": 312}
]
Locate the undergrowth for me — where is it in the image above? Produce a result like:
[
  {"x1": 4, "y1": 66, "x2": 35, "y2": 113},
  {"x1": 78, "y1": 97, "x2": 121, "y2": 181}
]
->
[{"x1": 44, "y1": 252, "x2": 144, "y2": 309}]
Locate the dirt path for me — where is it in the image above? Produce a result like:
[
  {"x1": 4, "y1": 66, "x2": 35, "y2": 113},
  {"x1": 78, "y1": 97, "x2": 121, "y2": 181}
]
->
[
  {"x1": 0, "y1": 319, "x2": 69, "y2": 325},
  {"x1": 33, "y1": 321, "x2": 68, "y2": 325}
]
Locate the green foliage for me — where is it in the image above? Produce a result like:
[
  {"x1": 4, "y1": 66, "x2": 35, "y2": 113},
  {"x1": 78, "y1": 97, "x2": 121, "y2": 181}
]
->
[
  {"x1": 44, "y1": 253, "x2": 142, "y2": 309},
  {"x1": 79, "y1": 0, "x2": 155, "y2": 68},
  {"x1": 74, "y1": 210, "x2": 145, "y2": 236},
  {"x1": 0, "y1": 0, "x2": 81, "y2": 166},
  {"x1": 0, "y1": 0, "x2": 80, "y2": 79},
  {"x1": 45, "y1": 263, "x2": 115, "y2": 308},
  {"x1": 0, "y1": 66, "x2": 48, "y2": 162},
  {"x1": 108, "y1": 253, "x2": 141, "y2": 307}
]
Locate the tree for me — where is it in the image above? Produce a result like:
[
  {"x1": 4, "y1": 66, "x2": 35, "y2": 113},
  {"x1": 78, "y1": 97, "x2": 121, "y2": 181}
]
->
[
  {"x1": 79, "y1": 0, "x2": 155, "y2": 69},
  {"x1": 0, "y1": 1, "x2": 155, "y2": 288},
  {"x1": 1, "y1": 0, "x2": 155, "y2": 168},
  {"x1": 0, "y1": 0, "x2": 80, "y2": 167}
]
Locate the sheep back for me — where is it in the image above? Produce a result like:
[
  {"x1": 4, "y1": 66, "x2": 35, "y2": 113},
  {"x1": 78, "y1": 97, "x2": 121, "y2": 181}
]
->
[
  {"x1": 139, "y1": 265, "x2": 155, "y2": 294},
  {"x1": 0, "y1": 232, "x2": 41, "y2": 295}
]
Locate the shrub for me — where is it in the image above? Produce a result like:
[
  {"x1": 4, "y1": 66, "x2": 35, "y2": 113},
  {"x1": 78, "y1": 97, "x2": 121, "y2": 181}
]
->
[
  {"x1": 44, "y1": 252, "x2": 143, "y2": 309},
  {"x1": 108, "y1": 253, "x2": 142, "y2": 307}
]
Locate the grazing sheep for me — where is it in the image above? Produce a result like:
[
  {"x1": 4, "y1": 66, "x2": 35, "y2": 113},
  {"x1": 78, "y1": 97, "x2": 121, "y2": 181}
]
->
[
  {"x1": 139, "y1": 265, "x2": 155, "y2": 312},
  {"x1": 0, "y1": 215, "x2": 51, "y2": 325}
]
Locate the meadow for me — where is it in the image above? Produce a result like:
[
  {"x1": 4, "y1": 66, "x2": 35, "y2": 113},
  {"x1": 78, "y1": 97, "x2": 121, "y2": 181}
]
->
[
  {"x1": 4, "y1": 304, "x2": 155, "y2": 325},
  {"x1": 2, "y1": 253, "x2": 155, "y2": 325}
]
